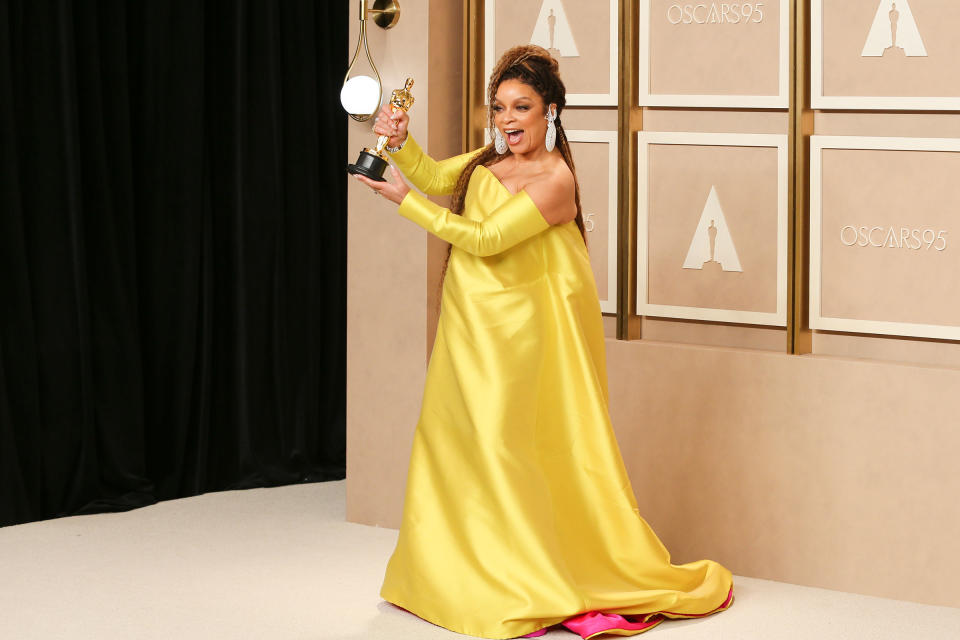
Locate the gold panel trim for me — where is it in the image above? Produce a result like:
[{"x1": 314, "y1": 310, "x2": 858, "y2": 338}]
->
[
  {"x1": 790, "y1": 0, "x2": 813, "y2": 354},
  {"x1": 617, "y1": 0, "x2": 635, "y2": 340}
]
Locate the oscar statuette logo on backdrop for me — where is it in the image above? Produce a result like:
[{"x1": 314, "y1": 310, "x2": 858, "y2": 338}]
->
[
  {"x1": 683, "y1": 186, "x2": 743, "y2": 273},
  {"x1": 861, "y1": 0, "x2": 927, "y2": 57},
  {"x1": 528, "y1": 0, "x2": 580, "y2": 58}
]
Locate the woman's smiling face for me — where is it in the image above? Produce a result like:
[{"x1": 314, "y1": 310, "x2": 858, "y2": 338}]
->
[{"x1": 492, "y1": 79, "x2": 550, "y2": 155}]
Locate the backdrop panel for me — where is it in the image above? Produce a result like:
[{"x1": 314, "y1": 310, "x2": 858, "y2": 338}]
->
[
  {"x1": 811, "y1": 136, "x2": 960, "y2": 339},
  {"x1": 813, "y1": 0, "x2": 960, "y2": 110},
  {"x1": 637, "y1": 132, "x2": 788, "y2": 326},
  {"x1": 567, "y1": 130, "x2": 618, "y2": 314},
  {"x1": 484, "y1": 0, "x2": 618, "y2": 105},
  {"x1": 639, "y1": 0, "x2": 790, "y2": 107}
]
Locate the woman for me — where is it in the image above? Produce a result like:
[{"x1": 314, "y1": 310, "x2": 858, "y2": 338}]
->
[{"x1": 353, "y1": 46, "x2": 733, "y2": 639}]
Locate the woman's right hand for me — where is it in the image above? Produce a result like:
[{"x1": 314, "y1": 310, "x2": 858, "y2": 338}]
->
[{"x1": 373, "y1": 104, "x2": 409, "y2": 148}]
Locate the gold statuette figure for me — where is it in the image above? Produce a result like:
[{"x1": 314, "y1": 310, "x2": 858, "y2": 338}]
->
[{"x1": 347, "y1": 77, "x2": 415, "y2": 182}]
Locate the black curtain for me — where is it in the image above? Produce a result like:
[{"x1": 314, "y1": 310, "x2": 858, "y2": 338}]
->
[{"x1": 0, "y1": 0, "x2": 348, "y2": 527}]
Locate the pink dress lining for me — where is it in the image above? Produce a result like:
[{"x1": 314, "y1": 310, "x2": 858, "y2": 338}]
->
[{"x1": 520, "y1": 587, "x2": 735, "y2": 639}]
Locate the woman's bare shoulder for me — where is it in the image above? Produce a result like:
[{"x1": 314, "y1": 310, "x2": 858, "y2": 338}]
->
[
  {"x1": 549, "y1": 159, "x2": 576, "y2": 193},
  {"x1": 524, "y1": 160, "x2": 577, "y2": 225}
]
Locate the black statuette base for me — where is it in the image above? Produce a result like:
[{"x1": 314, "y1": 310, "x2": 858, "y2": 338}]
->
[{"x1": 347, "y1": 148, "x2": 388, "y2": 182}]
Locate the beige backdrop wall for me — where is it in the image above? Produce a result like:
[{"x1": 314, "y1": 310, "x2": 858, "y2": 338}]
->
[
  {"x1": 607, "y1": 341, "x2": 960, "y2": 609},
  {"x1": 345, "y1": 0, "x2": 960, "y2": 610},
  {"x1": 347, "y1": 0, "x2": 464, "y2": 527},
  {"x1": 346, "y1": 0, "x2": 455, "y2": 527}
]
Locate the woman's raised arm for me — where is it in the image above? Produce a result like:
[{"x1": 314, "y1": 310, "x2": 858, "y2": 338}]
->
[
  {"x1": 372, "y1": 104, "x2": 479, "y2": 196},
  {"x1": 396, "y1": 187, "x2": 548, "y2": 256}
]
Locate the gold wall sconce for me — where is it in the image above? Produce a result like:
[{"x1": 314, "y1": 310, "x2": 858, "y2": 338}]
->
[{"x1": 341, "y1": 0, "x2": 402, "y2": 122}]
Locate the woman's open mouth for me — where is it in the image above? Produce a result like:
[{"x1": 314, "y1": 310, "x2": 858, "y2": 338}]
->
[{"x1": 505, "y1": 129, "x2": 524, "y2": 145}]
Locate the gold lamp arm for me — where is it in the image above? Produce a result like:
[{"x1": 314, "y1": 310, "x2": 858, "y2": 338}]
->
[{"x1": 343, "y1": 0, "x2": 400, "y2": 122}]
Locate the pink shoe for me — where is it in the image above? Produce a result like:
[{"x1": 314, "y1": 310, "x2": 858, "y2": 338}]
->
[{"x1": 561, "y1": 611, "x2": 663, "y2": 638}]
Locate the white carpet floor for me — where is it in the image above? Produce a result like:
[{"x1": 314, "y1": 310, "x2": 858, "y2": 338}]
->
[{"x1": 1, "y1": 480, "x2": 958, "y2": 639}]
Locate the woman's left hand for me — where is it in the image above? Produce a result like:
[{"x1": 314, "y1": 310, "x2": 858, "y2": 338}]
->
[{"x1": 354, "y1": 165, "x2": 410, "y2": 205}]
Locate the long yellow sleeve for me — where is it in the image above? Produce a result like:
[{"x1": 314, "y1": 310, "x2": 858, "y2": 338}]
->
[
  {"x1": 397, "y1": 190, "x2": 550, "y2": 257},
  {"x1": 387, "y1": 135, "x2": 481, "y2": 196}
]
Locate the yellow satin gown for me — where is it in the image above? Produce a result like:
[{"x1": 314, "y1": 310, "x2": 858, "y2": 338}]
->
[{"x1": 379, "y1": 137, "x2": 733, "y2": 640}]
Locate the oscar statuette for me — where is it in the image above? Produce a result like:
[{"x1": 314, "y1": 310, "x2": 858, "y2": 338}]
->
[{"x1": 347, "y1": 77, "x2": 415, "y2": 182}]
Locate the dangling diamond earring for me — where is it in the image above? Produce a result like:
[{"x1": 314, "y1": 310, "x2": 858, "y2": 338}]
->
[
  {"x1": 493, "y1": 127, "x2": 508, "y2": 155},
  {"x1": 545, "y1": 105, "x2": 557, "y2": 152}
]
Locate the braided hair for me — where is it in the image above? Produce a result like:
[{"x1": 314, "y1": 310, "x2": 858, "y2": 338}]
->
[{"x1": 438, "y1": 45, "x2": 586, "y2": 290}]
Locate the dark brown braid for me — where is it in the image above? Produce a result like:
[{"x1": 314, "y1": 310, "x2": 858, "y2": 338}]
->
[{"x1": 437, "y1": 45, "x2": 586, "y2": 295}]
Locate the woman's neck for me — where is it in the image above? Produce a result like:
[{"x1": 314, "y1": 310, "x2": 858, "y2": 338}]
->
[{"x1": 512, "y1": 147, "x2": 554, "y2": 166}]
